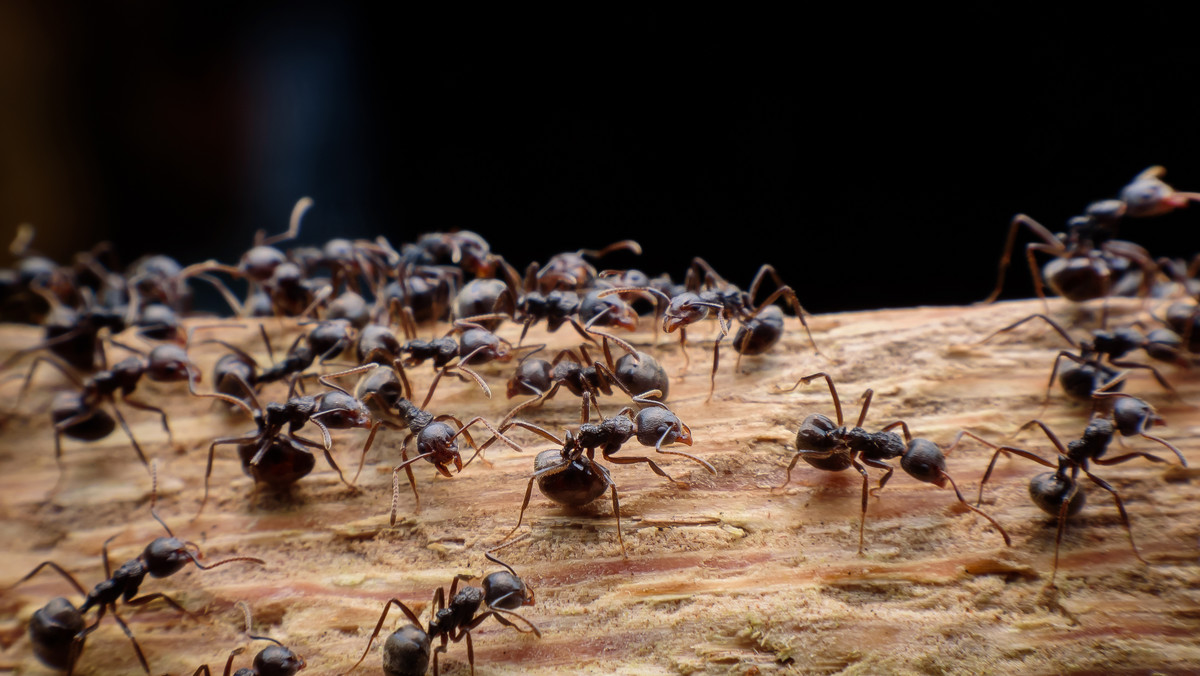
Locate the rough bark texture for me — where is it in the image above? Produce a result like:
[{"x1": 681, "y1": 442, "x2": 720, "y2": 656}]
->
[{"x1": 0, "y1": 298, "x2": 1198, "y2": 675}]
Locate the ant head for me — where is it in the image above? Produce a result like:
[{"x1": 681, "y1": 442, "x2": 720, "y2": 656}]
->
[
  {"x1": 482, "y1": 570, "x2": 533, "y2": 610},
  {"x1": 143, "y1": 537, "x2": 193, "y2": 578},
  {"x1": 254, "y1": 644, "x2": 306, "y2": 676},
  {"x1": 1111, "y1": 396, "x2": 1160, "y2": 436},
  {"x1": 269, "y1": 262, "x2": 304, "y2": 288},
  {"x1": 417, "y1": 422, "x2": 463, "y2": 473},
  {"x1": 146, "y1": 344, "x2": 197, "y2": 383},
  {"x1": 900, "y1": 439, "x2": 947, "y2": 487},
  {"x1": 1119, "y1": 167, "x2": 1190, "y2": 218},
  {"x1": 663, "y1": 292, "x2": 709, "y2": 332}
]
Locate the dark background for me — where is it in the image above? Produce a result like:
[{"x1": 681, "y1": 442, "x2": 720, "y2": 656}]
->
[{"x1": 2, "y1": 5, "x2": 1198, "y2": 313}]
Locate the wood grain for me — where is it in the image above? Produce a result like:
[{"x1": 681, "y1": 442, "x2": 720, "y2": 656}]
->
[{"x1": 0, "y1": 298, "x2": 1198, "y2": 675}]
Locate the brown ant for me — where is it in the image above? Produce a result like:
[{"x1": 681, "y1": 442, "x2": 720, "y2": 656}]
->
[
  {"x1": 3, "y1": 343, "x2": 197, "y2": 487},
  {"x1": 956, "y1": 415, "x2": 1183, "y2": 581},
  {"x1": 980, "y1": 313, "x2": 1181, "y2": 402},
  {"x1": 192, "y1": 602, "x2": 305, "y2": 676},
  {"x1": 6, "y1": 479, "x2": 264, "y2": 674},
  {"x1": 346, "y1": 539, "x2": 539, "y2": 676},
  {"x1": 776, "y1": 372, "x2": 1008, "y2": 554}
]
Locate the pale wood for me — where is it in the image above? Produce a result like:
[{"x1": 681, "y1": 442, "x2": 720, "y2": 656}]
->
[{"x1": 0, "y1": 298, "x2": 1198, "y2": 675}]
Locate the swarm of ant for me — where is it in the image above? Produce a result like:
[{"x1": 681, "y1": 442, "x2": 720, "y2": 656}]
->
[{"x1": 0, "y1": 166, "x2": 1197, "y2": 673}]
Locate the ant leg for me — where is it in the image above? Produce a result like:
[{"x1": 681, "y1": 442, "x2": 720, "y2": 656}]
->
[
  {"x1": 346, "y1": 598, "x2": 423, "y2": 674},
  {"x1": 592, "y1": 461, "x2": 626, "y2": 557},
  {"x1": 200, "y1": 434, "x2": 260, "y2": 517},
  {"x1": 290, "y1": 432, "x2": 355, "y2": 490},
  {"x1": 120, "y1": 396, "x2": 174, "y2": 447},
  {"x1": 752, "y1": 284, "x2": 821, "y2": 355},
  {"x1": 108, "y1": 401, "x2": 151, "y2": 469},
  {"x1": 707, "y1": 327, "x2": 724, "y2": 402},
  {"x1": 1049, "y1": 479, "x2": 1080, "y2": 586},
  {"x1": 353, "y1": 419, "x2": 388, "y2": 484},
  {"x1": 125, "y1": 592, "x2": 195, "y2": 618},
  {"x1": 504, "y1": 474, "x2": 541, "y2": 542},
  {"x1": 851, "y1": 457, "x2": 871, "y2": 556},
  {"x1": 3, "y1": 355, "x2": 82, "y2": 419},
  {"x1": 421, "y1": 369, "x2": 448, "y2": 410},
  {"x1": 1082, "y1": 467, "x2": 1146, "y2": 565},
  {"x1": 937, "y1": 471, "x2": 1011, "y2": 546},
  {"x1": 978, "y1": 313, "x2": 1078, "y2": 347},
  {"x1": 108, "y1": 607, "x2": 151, "y2": 675},
  {"x1": 390, "y1": 439, "x2": 423, "y2": 522},
  {"x1": 777, "y1": 372, "x2": 845, "y2": 427},
  {"x1": 1026, "y1": 242, "x2": 1064, "y2": 312},
  {"x1": 971, "y1": 436, "x2": 1056, "y2": 506},
  {"x1": 983, "y1": 213, "x2": 1063, "y2": 304},
  {"x1": 484, "y1": 606, "x2": 543, "y2": 636},
  {"x1": 855, "y1": 389, "x2": 874, "y2": 428},
  {"x1": 603, "y1": 452, "x2": 679, "y2": 483},
  {"x1": 6, "y1": 560, "x2": 89, "y2": 596},
  {"x1": 1109, "y1": 359, "x2": 1182, "y2": 399},
  {"x1": 863, "y1": 457, "x2": 894, "y2": 497}
]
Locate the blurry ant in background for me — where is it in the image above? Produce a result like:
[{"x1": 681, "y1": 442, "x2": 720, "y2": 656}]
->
[
  {"x1": 979, "y1": 313, "x2": 1182, "y2": 403},
  {"x1": 2, "y1": 343, "x2": 197, "y2": 490},
  {"x1": 191, "y1": 602, "x2": 305, "y2": 676},
  {"x1": 347, "y1": 537, "x2": 539, "y2": 676},
  {"x1": 5, "y1": 469, "x2": 264, "y2": 673},
  {"x1": 955, "y1": 414, "x2": 1185, "y2": 582},
  {"x1": 776, "y1": 372, "x2": 1008, "y2": 554},
  {"x1": 985, "y1": 166, "x2": 1200, "y2": 308}
]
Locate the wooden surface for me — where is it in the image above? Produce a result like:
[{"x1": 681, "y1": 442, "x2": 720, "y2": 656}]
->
[{"x1": 1, "y1": 298, "x2": 1198, "y2": 675}]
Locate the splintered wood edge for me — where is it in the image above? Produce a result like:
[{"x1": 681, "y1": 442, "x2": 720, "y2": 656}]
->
[{"x1": 0, "y1": 297, "x2": 1198, "y2": 675}]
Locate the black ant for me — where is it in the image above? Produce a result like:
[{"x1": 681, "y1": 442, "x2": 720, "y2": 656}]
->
[
  {"x1": 191, "y1": 364, "x2": 378, "y2": 513},
  {"x1": 454, "y1": 277, "x2": 518, "y2": 331},
  {"x1": 497, "y1": 386, "x2": 710, "y2": 555},
  {"x1": 192, "y1": 602, "x2": 306, "y2": 676},
  {"x1": 983, "y1": 167, "x2": 1196, "y2": 306},
  {"x1": 346, "y1": 539, "x2": 539, "y2": 676},
  {"x1": 3, "y1": 343, "x2": 197, "y2": 487},
  {"x1": 980, "y1": 313, "x2": 1181, "y2": 402},
  {"x1": 601, "y1": 258, "x2": 818, "y2": 398},
  {"x1": 527, "y1": 240, "x2": 642, "y2": 293},
  {"x1": 366, "y1": 367, "x2": 521, "y2": 522},
  {"x1": 956, "y1": 416, "x2": 1183, "y2": 581},
  {"x1": 776, "y1": 372, "x2": 1009, "y2": 554},
  {"x1": 6, "y1": 479, "x2": 264, "y2": 674}
]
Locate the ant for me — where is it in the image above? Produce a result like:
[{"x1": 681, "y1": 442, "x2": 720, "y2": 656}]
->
[
  {"x1": 347, "y1": 539, "x2": 539, "y2": 676},
  {"x1": 602, "y1": 258, "x2": 819, "y2": 398},
  {"x1": 196, "y1": 321, "x2": 355, "y2": 404},
  {"x1": 1089, "y1": 389, "x2": 1187, "y2": 466},
  {"x1": 983, "y1": 167, "x2": 1198, "y2": 306},
  {"x1": 497, "y1": 387, "x2": 710, "y2": 555},
  {"x1": 191, "y1": 364, "x2": 378, "y2": 513},
  {"x1": 776, "y1": 372, "x2": 1009, "y2": 554},
  {"x1": 6, "y1": 476, "x2": 264, "y2": 674},
  {"x1": 364, "y1": 366, "x2": 521, "y2": 522},
  {"x1": 3, "y1": 343, "x2": 197, "y2": 487},
  {"x1": 527, "y1": 240, "x2": 642, "y2": 293},
  {"x1": 192, "y1": 602, "x2": 305, "y2": 676},
  {"x1": 979, "y1": 313, "x2": 1181, "y2": 402},
  {"x1": 956, "y1": 415, "x2": 1183, "y2": 582}
]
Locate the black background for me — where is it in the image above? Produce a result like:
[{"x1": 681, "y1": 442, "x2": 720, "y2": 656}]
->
[{"x1": 2, "y1": 5, "x2": 1198, "y2": 313}]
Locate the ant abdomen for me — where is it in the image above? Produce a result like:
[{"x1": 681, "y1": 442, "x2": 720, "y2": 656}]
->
[
  {"x1": 733, "y1": 304, "x2": 784, "y2": 355},
  {"x1": 382, "y1": 625, "x2": 430, "y2": 676},
  {"x1": 614, "y1": 351, "x2": 668, "y2": 401},
  {"x1": 238, "y1": 437, "x2": 317, "y2": 486},
  {"x1": 51, "y1": 392, "x2": 115, "y2": 440},
  {"x1": 534, "y1": 450, "x2": 607, "y2": 506},
  {"x1": 29, "y1": 597, "x2": 84, "y2": 669},
  {"x1": 1029, "y1": 471, "x2": 1086, "y2": 517}
]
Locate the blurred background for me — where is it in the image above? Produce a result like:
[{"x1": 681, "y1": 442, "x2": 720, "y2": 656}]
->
[{"x1": 1, "y1": 4, "x2": 1198, "y2": 313}]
